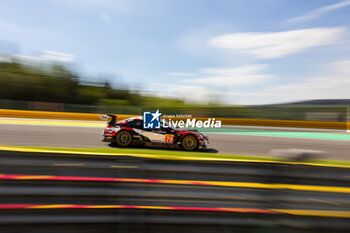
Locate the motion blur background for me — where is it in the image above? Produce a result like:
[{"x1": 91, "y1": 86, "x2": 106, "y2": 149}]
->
[
  {"x1": 0, "y1": 0, "x2": 350, "y2": 120},
  {"x1": 1, "y1": 1, "x2": 350, "y2": 233}
]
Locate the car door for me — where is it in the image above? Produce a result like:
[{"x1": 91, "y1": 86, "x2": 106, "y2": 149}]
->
[{"x1": 133, "y1": 121, "x2": 174, "y2": 144}]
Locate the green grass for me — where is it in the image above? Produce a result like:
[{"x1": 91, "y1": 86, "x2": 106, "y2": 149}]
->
[
  {"x1": 18, "y1": 146, "x2": 283, "y2": 161},
  {"x1": 4, "y1": 145, "x2": 350, "y2": 167}
]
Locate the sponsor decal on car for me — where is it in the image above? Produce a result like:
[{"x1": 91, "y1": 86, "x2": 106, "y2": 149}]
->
[{"x1": 165, "y1": 134, "x2": 174, "y2": 143}]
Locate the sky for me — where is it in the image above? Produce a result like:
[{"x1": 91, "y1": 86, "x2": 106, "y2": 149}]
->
[{"x1": 1, "y1": 0, "x2": 350, "y2": 105}]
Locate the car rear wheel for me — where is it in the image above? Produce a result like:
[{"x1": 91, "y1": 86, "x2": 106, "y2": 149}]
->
[
  {"x1": 181, "y1": 135, "x2": 198, "y2": 151},
  {"x1": 115, "y1": 131, "x2": 133, "y2": 147}
]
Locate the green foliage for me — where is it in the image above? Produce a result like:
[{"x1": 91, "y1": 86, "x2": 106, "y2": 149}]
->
[
  {"x1": 0, "y1": 62, "x2": 79, "y2": 103},
  {"x1": 99, "y1": 98, "x2": 129, "y2": 106},
  {"x1": 0, "y1": 60, "x2": 214, "y2": 110},
  {"x1": 0, "y1": 61, "x2": 134, "y2": 106}
]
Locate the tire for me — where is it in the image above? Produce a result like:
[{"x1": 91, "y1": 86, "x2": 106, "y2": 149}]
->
[
  {"x1": 115, "y1": 131, "x2": 133, "y2": 147},
  {"x1": 181, "y1": 135, "x2": 198, "y2": 151}
]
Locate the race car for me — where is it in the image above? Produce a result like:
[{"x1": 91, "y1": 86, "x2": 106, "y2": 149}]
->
[{"x1": 101, "y1": 114, "x2": 209, "y2": 151}]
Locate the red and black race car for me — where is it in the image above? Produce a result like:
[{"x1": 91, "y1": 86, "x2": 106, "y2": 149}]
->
[{"x1": 101, "y1": 115, "x2": 209, "y2": 151}]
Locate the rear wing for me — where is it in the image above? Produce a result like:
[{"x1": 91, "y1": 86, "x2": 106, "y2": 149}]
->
[{"x1": 99, "y1": 114, "x2": 117, "y2": 125}]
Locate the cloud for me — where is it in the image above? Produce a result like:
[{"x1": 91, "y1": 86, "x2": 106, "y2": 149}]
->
[
  {"x1": 0, "y1": 56, "x2": 11, "y2": 63},
  {"x1": 99, "y1": 11, "x2": 112, "y2": 23},
  {"x1": 184, "y1": 64, "x2": 273, "y2": 86},
  {"x1": 172, "y1": 60, "x2": 350, "y2": 105},
  {"x1": 209, "y1": 27, "x2": 346, "y2": 59},
  {"x1": 138, "y1": 61, "x2": 350, "y2": 105},
  {"x1": 51, "y1": 0, "x2": 137, "y2": 23},
  {"x1": 164, "y1": 72, "x2": 195, "y2": 77},
  {"x1": 40, "y1": 50, "x2": 75, "y2": 62},
  {"x1": 268, "y1": 60, "x2": 350, "y2": 94},
  {"x1": 0, "y1": 21, "x2": 68, "y2": 41},
  {"x1": 152, "y1": 84, "x2": 224, "y2": 103},
  {"x1": 51, "y1": 0, "x2": 134, "y2": 13},
  {"x1": 234, "y1": 60, "x2": 350, "y2": 105},
  {"x1": 288, "y1": 1, "x2": 350, "y2": 23},
  {"x1": 14, "y1": 50, "x2": 75, "y2": 63}
]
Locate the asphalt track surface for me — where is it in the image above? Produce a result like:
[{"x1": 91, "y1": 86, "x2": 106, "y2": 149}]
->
[{"x1": 0, "y1": 118, "x2": 350, "y2": 160}]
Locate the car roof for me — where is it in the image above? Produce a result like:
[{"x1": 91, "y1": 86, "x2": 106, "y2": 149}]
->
[
  {"x1": 126, "y1": 116, "x2": 168, "y2": 122},
  {"x1": 125, "y1": 116, "x2": 142, "y2": 121}
]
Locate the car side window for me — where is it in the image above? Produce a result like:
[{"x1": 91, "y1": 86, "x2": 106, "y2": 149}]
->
[{"x1": 127, "y1": 120, "x2": 142, "y2": 129}]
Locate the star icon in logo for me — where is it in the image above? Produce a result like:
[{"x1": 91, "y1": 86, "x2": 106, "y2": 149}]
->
[{"x1": 150, "y1": 109, "x2": 161, "y2": 122}]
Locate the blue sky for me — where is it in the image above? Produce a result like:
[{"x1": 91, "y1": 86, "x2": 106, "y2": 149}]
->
[{"x1": 1, "y1": 0, "x2": 350, "y2": 105}]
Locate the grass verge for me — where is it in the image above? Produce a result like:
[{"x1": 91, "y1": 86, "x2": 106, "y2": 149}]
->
[{"x1": 1, "y1": 145, "x2": 350, "y2": 168}]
